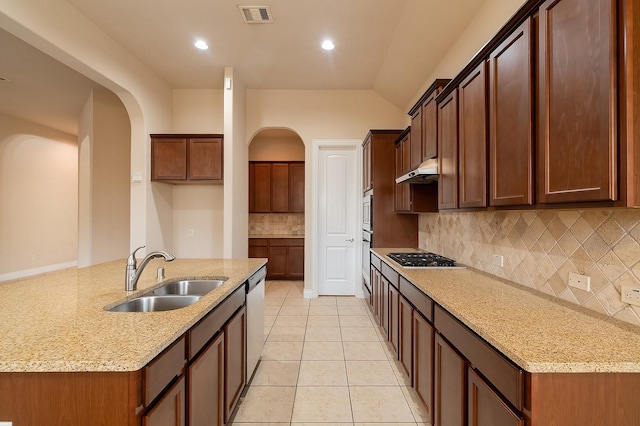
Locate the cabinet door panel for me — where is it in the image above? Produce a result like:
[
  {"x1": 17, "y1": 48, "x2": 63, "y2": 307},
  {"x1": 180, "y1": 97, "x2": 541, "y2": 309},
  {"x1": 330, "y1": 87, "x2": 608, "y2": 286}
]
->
[
  {"x1": 413, "y1": 311, "x2": 434, "y2": 424},
  {"x1": 435, "y1": 334, "x2": 465, "y2": 426},
  {"x1": 468, "y1": 368, "x2": 523, "y2": 426},
  {"x1": 489, "y1": 19, "x2": 534, "y2": 206},
  {"x1": 267, "y1": 246, "x2": 287, "y2": 279},
  {"x1": 152, "y1": 138, "x2": 187, "y2": 181},
  {"x1": 389, "y1": 284, "x2": 399, "y2": 355},
  {"x1": 399, "y1": 296, "x2": 413, "y2": 379},
  {"x1": 538, "y1": 0, "x2": 617, "y2": 203},
  {"x1": 224, "y1": 308, "x2": 246, "y2": 423},
  {"x1": 287, "y1": 246, "x2": 305, "y2": 279},
  {"x1": 289, "y1": 163, "x2": 305, "y2": 213},
  {"x1": 143, "y1": 376, "x2": 185, "y2": 426},
  {"x1": 188, "y1": 332, "x2": 224, "y2": 426},
  {"x1": 248, "y1": 246, "x2": 268, "y2": 258},
  {"x1": 271, "y1": 163, "x2": 290, "y2": 212},
  {"x1": 250, "y1": 163, "x2": 271, "y2": 213},
  {"x1": 188, "y1": 138, "x2": 222, "y2": 180},
  {"x1": 381, "y1": 276, "x2": 390, "y2": 335},
  {"x1": 438, "y1": 91, "x2": 459, "y2": 210},
  {"x1": 410, "y1": 108, "x2": 423, "y2": 170},
  {"x1": 458, "y1": 62, "x2": 488, "y2": 208},
  {"x1": 423, "y1": 92, "x2": 439, "y2": 161}
]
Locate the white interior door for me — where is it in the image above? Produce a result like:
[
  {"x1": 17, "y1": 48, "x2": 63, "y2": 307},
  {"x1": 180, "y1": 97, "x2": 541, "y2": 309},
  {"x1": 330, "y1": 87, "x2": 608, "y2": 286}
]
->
[{"x1": 316, "y1": 144, "x2": 358, "y2": 295}]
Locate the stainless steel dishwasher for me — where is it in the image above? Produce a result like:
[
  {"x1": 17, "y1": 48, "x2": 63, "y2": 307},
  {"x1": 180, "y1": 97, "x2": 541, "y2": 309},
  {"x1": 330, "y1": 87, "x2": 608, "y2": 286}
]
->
[{"x1": 246, "y1": 266, "x2": 266, "y2": 384}]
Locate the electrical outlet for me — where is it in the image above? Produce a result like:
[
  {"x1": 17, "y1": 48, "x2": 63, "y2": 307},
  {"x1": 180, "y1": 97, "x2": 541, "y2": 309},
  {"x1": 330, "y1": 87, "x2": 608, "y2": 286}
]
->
[
  {"x1": 31, "y1": 254, "x2": 37, "y2": 261},
  {"x1": 188, "y1": 229, "x2": 195, "y2": 238},
  {"x1": 491, "y1": 254, "x2": 504, "y2": 268},
  {"x1": 621, "y1": 285, "x2": 640, "y2": 307},
  {"x1": 568, "y1": 272, "x2": 591, "y2": 292}
]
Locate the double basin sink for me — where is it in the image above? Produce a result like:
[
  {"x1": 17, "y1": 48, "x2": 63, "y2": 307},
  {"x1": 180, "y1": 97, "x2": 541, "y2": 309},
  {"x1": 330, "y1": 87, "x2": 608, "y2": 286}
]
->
[{"x1": 108, "y1": 279, "x2": 227, "y2": 312}]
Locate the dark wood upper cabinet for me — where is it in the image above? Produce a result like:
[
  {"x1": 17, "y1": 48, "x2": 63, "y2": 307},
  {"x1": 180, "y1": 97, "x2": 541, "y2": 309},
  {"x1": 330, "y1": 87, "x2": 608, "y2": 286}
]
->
[
  {"x1": 538, "y1": 0, "x2": 617, "y2": 203},
  {"x1": 151, "y1": 134, "x2": 223, "y2": 184},
  {"x1": 152, "y1": 137, "x2": 187, "y2": 181},
  {"x1": 410, "y1": 107, "x2": 423, "y2": 170},
  {"x1": 363, "y1": 138, "x2": 372, "y2": 194},
  {"x1": 188, "y1": 138, "x2": 223, "y2": 180},
  {"x1": 458, "y1": 62, "x2": 488, "y2": 209},
  {"x1": 408, "y1": 79, "x2": 451, "y2": 164},
  {"x1": 489, "y1": 18, "x2": 534, "y2": 207},
  {"x1": 271, "y1": 163, "x2": 290, "y2": 213},
  {"x1": 249, "y1": 162, "x2": 271, "y2": 213},
  {"x1": 438, "y1": 90, "x2": 459, "y2": 210},
  {"x1": 289, "y1": 163, "x2": 305, "y2": 213},
  {"x1": 395, "y1": 131, "x2": 412, "y2": 212},
  {"x1": 248, "y1": 162, "x2": 304, "y2": 213}
]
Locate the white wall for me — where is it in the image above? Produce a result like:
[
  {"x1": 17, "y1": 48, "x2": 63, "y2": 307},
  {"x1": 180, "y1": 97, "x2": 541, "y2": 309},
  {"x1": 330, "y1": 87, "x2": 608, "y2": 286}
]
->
[
  {"x1": 0, "y1": 113, "x2": 78, "y2": 278},
  {"x1": 171, "y1": 89, "x2": 225, "y2": 258},
  {"x1": 406, "y1": 0, "x2": 527, "y2": 111},
  {"x1": 78, "y1": 89, "x2": 131, "y2": 267},
  {"x1": 0, "y1": 0, "x2": 174, "y2": 259}
]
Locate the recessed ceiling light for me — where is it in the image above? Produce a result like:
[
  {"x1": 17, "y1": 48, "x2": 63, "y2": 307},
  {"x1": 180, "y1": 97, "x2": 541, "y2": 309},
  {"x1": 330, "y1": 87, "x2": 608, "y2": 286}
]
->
[
  {"x1": 194, "y1": 40, "x2": 209, "y2": 50},
  {"x1": 321, "y1": 40, "x2": 335, "y2": 51}
]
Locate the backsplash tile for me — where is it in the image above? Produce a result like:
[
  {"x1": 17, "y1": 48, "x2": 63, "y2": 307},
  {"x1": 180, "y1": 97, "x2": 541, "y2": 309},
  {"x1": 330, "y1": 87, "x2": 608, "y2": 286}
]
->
[
  {"x1": 249, "y1": 213, "x2": 305, "y2": 236},
  {"x1": 419, "y1": 209, "x2": 640, "y2": 327}
]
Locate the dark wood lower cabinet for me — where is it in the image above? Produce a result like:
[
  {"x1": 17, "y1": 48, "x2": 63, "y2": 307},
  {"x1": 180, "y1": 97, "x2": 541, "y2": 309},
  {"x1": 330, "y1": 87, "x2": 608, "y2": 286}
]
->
[
  {"x1": 249, "y1": 238, "x2": 304, "y2": 280},
  {"x1": 143, "y1": 376, "x2": 186, "y2": 426},
  {"x1": 224, "y1": 307, "x2": 246, "y2": 423},
  {"x1": 413, "y1": 309, "x2": 434, "y2": 423},
  {"x1": 188, "y1": 332, "x2": 224, "y2": 426},
  {"x1": 381, "y1": 276, "x2": 390, "y2": 337},
  {"x1": 435, "y1": 333, "x2": 466, "y2": 426},
  {"x1": 389, "y1": 284, "x2": 399, "y2": 354},
  {"x1": 399, "y1": 295, "x2": 413, "y2": 378},
  {"x1": 468, "y1": 368, "x2": 523, "y2": 426}
]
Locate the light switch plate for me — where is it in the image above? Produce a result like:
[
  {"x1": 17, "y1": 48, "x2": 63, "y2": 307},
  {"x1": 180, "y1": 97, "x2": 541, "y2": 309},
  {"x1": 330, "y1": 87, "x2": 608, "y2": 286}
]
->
[
  {"x1": 569, "y1": 272, "x2": 590, "y2": 292},
  {"x1": 491, "y1": 254, "x2": 504, "y2": 268}
]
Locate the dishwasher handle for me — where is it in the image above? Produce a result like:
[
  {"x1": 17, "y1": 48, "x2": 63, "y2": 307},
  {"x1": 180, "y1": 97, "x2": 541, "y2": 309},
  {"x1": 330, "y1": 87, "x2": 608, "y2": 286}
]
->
[{"x1": 247, "y1": 266, "x2": 267, "y2": 291}]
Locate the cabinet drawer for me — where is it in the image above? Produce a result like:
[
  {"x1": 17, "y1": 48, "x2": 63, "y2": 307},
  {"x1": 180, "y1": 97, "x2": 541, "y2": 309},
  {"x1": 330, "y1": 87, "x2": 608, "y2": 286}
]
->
[
  {"x1": 188, "y1": 286, "x2": 245, "y2": 360},
  {"x1": 144, "y1": 335, "x2": 186, "y2": 407},
  {"x1": 434, "y1": 305, "x2": 524, "y2": 410},
  {"x1": 399, "y1": 276, "x2": 433, "y2": 322},
  {"x1": 249, "y1": 238, "x2": 268, "y2": 247},
  {"x1": 269, "y1": 238, "x2": 304, "y2": 247},
  {"x1": 371, "y1": 253, "x2": 382, "y2": 270},
  {"x1": 381, "y1": 261, "x2": 399, "y2": 289}
]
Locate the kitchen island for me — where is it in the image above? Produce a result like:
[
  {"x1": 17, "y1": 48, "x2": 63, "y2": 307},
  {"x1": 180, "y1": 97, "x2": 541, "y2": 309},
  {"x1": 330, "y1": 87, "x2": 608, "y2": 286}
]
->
[
  {"x1": 0, "y1": 257, "x2": 266, "y2": 425},
  {"x1": 371, "y1": 248, "x2": 640, "y2": 425}
]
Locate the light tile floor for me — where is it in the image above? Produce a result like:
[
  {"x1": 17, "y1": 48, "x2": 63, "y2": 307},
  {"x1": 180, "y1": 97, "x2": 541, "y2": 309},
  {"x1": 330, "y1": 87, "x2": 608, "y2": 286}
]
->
[{"x1": 231, "y1": 280, "x2": 431, "y2": 426}]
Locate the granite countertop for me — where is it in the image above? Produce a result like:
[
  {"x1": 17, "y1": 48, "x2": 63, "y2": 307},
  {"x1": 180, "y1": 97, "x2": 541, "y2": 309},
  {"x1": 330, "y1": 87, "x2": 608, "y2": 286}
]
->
[
  {"x1": 372, "y1": 248, "x2": 640, "y2": 374},
  {"x1": 0, "y1": 258, "x2": 266, "y2": 373},
  {"x1": 249, "y1": 234, "x2": 304, "y2": 239}
]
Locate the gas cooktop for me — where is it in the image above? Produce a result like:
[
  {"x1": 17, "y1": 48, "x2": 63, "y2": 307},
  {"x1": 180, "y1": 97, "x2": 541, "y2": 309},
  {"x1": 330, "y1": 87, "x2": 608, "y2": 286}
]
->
[{"x1": 387, "y1": 252, "x2": 463, "y2": 268}]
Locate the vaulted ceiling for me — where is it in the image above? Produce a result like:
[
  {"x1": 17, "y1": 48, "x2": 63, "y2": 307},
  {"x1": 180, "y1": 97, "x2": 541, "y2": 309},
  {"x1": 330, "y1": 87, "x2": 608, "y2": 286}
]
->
[{"x1": 0, "y1": 0, "x2": 487, "y2": 135}]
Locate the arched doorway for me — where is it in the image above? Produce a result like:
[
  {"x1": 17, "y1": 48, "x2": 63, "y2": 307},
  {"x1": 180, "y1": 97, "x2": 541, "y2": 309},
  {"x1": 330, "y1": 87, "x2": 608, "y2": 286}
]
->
[{"x1": 247, "y1": 128, "x2": 306, "y2": 282}]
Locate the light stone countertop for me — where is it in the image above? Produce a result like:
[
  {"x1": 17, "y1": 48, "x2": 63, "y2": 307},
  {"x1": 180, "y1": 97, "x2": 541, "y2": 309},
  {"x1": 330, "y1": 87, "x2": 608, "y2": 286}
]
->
[
  {"x1": 0, "y1": 258, "x2": 266, "y2": 373},
  {"x1": 373, "y1": 248, "x2": 640, "y2": 373}
]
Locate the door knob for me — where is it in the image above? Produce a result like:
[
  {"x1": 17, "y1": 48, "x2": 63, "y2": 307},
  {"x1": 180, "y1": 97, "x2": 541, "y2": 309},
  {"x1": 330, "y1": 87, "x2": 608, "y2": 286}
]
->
[{"x1": 346, "y1": 238, "x2": 354, "y2": 242}]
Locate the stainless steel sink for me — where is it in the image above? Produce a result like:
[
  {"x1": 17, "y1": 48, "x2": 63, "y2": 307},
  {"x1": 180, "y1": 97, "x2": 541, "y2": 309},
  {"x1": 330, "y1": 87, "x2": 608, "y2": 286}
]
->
[
  {"x1": 151, "y1": 279, "x2": 226, "y2": 296},
  {"x1": 107, "y1": 295, "x2": 201, "y2": 312}
]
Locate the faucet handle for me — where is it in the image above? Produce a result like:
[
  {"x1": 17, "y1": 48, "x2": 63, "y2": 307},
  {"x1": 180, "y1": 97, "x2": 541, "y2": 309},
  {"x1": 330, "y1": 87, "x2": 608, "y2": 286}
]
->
[{"x1": 127, "y1": 246, "x2": 146, "y2": 267}]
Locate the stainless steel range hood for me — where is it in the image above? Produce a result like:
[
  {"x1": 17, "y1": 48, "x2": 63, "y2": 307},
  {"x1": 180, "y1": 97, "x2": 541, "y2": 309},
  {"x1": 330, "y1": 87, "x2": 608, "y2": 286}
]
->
[{"x1": 395, "y1": 158, "x2": 438, "y2": 184}]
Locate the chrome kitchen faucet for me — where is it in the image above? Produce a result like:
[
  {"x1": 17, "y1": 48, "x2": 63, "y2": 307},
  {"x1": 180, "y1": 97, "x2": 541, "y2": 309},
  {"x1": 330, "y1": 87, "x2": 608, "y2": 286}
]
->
[{"x1": 125, "y1": 246, "x2": 176, "y2": 291}]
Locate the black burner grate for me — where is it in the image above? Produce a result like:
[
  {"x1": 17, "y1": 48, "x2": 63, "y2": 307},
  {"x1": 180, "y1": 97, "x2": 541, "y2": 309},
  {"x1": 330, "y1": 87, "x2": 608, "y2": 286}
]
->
[{"x1": 387, "y1": 252, "x2": 458, "y2": 267}]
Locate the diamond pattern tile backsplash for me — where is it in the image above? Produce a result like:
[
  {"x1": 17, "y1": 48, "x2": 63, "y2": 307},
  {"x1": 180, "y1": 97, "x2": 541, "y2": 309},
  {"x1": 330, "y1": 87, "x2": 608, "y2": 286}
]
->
[
  {"x1": 419, "y1": 209, "x2": 640, "y2": 327},
  {"x1": 249, "y1": 213, "x2": 305, "y2": 236}
]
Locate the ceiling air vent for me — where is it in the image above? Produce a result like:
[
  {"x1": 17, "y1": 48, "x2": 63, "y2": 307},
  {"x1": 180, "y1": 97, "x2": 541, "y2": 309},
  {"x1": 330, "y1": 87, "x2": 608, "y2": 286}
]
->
[{"x1": 239, "y1": 6, "x2": 273, "y2": 23}]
